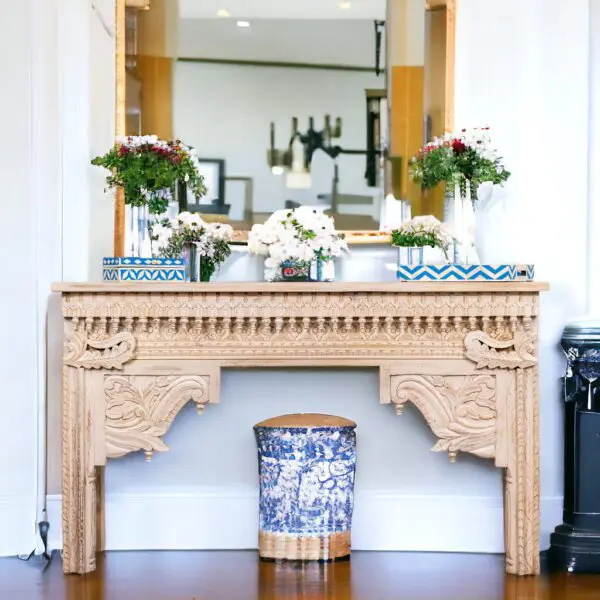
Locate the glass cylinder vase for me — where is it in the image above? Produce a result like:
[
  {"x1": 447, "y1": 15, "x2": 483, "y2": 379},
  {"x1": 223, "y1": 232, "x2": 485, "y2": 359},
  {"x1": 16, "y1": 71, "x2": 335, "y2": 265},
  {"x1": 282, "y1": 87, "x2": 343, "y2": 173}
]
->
[
  {"x1": 397, "y1": 246, "x2": 424, "y2": 266},
  {"x1": 124, "y1": 203, "x2": 152, "y2": 258},
  {"x1": 182, "y1": 243, "x2": 202, "y2": 282},
  {"x1": 442, "y1": 182, "x2": 479, "y2": 265},
  {"x1": 310, "y1": 259, "x2": 335, "y2": 282}
]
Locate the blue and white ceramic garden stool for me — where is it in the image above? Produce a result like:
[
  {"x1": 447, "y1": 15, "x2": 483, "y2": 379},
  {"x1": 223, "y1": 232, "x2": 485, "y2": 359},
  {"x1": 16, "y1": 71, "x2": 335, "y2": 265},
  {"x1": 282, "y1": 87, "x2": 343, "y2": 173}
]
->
[{"x1": 253, "y1": 413, "x2": 357, "y2": 561}]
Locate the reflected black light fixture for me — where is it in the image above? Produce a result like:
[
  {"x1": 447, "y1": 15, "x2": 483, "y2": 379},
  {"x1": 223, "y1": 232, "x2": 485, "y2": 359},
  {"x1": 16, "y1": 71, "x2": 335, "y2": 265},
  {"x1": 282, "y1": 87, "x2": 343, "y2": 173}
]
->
[
  {"x1": 268, "y1": 113, "x2": 384, "y2": 189},
  {"x1": 374, "y1": 20, "x2": 385, "y2": 76},
  {"x1": 268, "y1": 116, "x2": 343, "y2": 189}
]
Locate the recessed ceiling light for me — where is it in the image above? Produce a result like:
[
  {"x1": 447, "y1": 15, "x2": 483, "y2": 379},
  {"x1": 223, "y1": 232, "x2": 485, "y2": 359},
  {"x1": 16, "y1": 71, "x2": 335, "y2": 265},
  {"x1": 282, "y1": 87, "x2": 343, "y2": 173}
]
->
[
  {"x1": 339, "y1": 1, "x2": 351, "y2": 9},
  {"x1": 236, "y1": 20, "x2": 250, "y2": 28},
  {"x1": 216, "y1": 9, "x2": 230, "y2": 18}
]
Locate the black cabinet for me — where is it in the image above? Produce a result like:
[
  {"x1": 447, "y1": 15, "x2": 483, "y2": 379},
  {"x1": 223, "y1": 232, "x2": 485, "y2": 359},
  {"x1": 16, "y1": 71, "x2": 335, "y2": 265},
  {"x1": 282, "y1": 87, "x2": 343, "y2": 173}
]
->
[{"x1": 549, "y1": 320, "x2": 600, "y2": 573}]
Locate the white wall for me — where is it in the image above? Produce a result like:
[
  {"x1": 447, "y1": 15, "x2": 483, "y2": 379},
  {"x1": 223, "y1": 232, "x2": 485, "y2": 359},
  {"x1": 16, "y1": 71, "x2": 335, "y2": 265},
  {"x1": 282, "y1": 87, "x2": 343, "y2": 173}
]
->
[
  {"x1": 588, "y1": 0, "x2": 600, "y2": 309},
  {"x1": 178, "y1": 19, "x2": 384, "y2": 69},
  {"x1": 0, "y1": 0, "x2": 44, "y2": 557},
  {"x1": 62, "y1": 0, "x2": 115, "y2": 282},
  {"x1": 455, "y1": 0, "x2": 590, "y2": 517},
  {"x1": 179, "y1": 0, "x2": 386, "y2": 20},
  {"x1": 173, "y1": 61, "x2": 382, "y2": 220},
  {"x1": 0, "y1": 0, "x2": 114, "y2": 556}
]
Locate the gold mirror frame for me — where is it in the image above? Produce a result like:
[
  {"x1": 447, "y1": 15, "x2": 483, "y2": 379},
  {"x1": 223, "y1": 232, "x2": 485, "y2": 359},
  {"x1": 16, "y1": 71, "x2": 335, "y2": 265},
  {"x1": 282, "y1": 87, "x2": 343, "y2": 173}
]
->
[{"x1": 113, "y1": 0, "x2": 456, "y2": 255}]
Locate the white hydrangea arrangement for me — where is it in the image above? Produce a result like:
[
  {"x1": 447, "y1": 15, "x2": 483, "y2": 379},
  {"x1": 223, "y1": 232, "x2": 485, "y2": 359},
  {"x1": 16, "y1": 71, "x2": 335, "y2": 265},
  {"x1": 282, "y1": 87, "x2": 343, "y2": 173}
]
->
[
  {"x1": 391, "y1": 215, "x2": 454, "y2": 254},
  {"x1": 248, "y1": 206, "x2": 348, "y2": 273},
  {"x1": 152, "y1": 211, "x2": 233, "y2": 280}
]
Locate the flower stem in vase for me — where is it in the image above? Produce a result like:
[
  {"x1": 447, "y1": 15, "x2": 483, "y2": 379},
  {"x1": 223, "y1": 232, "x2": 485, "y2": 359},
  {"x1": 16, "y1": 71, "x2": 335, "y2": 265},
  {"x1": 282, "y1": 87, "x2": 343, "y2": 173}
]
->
[
  {"x1": 453, "y1": 182, "x2": 464, "y2": 263},
  {"x1": 463, "y1": 181, "x2": 479, "y2": 264},
  {"x1": 125, "y1": 202, "x2": 152, "y2": 258}
]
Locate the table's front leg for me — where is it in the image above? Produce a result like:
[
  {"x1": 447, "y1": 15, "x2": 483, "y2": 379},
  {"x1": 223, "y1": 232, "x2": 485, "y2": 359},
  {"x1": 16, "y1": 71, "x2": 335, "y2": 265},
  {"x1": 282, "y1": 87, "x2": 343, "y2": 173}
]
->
[
  {"x1": 62, "y1": 365, "x2": 98, "y2": 574},
  {"x1": 61, "y1": 323, "x2": 137, "y2": 574},
  {"x1": 503, "y1": 367, "x2": 540, "y2": 576}
]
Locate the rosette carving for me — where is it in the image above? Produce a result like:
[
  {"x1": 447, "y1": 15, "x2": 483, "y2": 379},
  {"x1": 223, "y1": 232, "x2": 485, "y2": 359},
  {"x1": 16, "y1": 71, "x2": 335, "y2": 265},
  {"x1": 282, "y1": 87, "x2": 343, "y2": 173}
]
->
[
  {"x1": 64, "y1": 328, "x2": 136, "y2": 370},
  {"x1": 464, "y1": 331, "x2": 536, "y2": 370},
  {"x1": 392, "y1": 374, "x2": 496, "y2": 460},
  {"x1": 104, "y1": 375, "x2": 210, "y2": 458}
]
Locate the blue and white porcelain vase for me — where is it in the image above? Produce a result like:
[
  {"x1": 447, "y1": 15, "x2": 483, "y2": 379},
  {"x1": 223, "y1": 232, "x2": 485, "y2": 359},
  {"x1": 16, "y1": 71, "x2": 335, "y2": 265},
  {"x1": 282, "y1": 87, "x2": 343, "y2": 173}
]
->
[
  {"x1": 254, "y1": 414, "x2": 357, "y2": 561},
  {"x1": 270, "y1": 259, "x2": 336, "y2": 282}
]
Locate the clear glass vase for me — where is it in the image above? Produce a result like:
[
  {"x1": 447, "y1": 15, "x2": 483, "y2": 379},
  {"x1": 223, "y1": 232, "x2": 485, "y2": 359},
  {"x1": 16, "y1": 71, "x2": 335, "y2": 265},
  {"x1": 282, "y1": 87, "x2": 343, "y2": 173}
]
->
[
  {"x1": 310, "y1": 259, "x2": 335, "y2": 282},
  {"x1": 125, "y1": 204, "x2": 152, "y2": 258},
  {"x1": 182, "y1": 243, "x2": 216, "y2": 282},
  {"x1": 397, "y1": 246, "x2": 424, "y2": 266},
  {"x1": 442, "y1": 182, "x2": 478, "y2": 265},
  {"x1": 182, "y1": 243, "x2": 201, "y2": 282}
]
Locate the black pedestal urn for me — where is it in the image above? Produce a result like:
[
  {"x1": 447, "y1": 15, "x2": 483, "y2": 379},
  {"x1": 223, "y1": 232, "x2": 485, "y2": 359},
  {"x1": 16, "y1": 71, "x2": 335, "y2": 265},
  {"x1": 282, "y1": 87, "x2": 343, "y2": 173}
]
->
[{"x1": 549, "y1": 319, "x2": 600, "y2": 573}]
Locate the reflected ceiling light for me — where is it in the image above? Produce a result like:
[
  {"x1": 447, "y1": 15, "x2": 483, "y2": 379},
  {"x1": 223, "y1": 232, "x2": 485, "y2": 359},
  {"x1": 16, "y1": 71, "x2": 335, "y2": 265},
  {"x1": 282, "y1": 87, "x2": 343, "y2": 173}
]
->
[
  {"x1": 236, "y1": 20, "x2": 250, "y2": 27},
  {"x1": 216, "y1": 9, "x2": 230, "y2": 17},
  {"x1": 339, "y1": 1, "x2": 351, "y2": 9}
]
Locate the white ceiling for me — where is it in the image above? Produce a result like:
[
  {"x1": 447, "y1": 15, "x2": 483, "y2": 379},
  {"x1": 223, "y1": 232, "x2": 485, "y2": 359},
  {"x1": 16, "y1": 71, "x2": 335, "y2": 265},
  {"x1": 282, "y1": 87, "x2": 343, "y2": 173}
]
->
[
  {"x1": 179, "y1": 0, "x2": 386, "y2": 20},
  {"x1": 178, "y1": 19, "x2": 386, "y2": 68}
]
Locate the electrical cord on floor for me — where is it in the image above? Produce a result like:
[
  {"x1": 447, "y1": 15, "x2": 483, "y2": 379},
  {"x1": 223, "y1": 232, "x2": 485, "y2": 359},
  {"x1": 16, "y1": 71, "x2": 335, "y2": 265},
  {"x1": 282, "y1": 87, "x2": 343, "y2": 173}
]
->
[{"x1": 17, "y1": 512, "x2": 53, "y2": 572}]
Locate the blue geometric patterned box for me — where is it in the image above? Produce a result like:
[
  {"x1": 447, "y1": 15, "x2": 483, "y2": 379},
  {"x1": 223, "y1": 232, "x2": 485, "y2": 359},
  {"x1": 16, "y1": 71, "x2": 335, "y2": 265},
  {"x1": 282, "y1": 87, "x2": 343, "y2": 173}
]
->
[
  {"x1": 103, "y1": 257, "x2": 186, "y2": 281},
  {"x1": 397, "y1": 264, "x2": 535, "y2": 282}
]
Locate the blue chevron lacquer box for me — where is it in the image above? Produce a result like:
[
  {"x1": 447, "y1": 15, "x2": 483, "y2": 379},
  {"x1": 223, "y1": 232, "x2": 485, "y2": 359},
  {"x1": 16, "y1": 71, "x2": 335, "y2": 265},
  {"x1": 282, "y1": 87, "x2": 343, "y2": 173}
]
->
[
  {"x1": 103, "y1": 257, "x2": 186, "y2": 281},
  {"x1": 396, "y1": 264, "x2": 535, "y2": 282}
]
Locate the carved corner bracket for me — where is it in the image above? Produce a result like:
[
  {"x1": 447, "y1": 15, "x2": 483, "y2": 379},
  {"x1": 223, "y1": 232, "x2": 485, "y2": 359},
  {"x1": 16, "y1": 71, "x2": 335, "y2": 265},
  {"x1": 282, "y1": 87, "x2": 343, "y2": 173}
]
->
[
  {"x1": 64, "y1": 326, "x2": 136, "y2": 370},
  {"x1": 104, "y1": 375, "x2": 211, "y2": 459},
  {"x1": 391, "y1": 374, "x2": 496, "y2": 462},
  {"x1": 464, "y1": 330, "x2": 536, "y2": 370}
]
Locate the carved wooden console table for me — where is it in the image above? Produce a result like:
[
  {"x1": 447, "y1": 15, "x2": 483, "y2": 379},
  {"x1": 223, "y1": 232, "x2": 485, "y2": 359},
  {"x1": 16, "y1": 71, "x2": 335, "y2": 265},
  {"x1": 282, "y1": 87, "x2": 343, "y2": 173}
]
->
[{"x1": 52, "y1": 281, "x2": 548, "y2": 576}]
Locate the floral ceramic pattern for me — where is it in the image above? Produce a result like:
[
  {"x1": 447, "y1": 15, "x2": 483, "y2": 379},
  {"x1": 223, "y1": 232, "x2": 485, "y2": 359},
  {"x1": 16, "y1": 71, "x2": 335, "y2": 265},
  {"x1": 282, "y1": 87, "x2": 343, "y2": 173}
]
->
[{"x1": 254, "y1": 425, "x2": 357, "y2": 536}]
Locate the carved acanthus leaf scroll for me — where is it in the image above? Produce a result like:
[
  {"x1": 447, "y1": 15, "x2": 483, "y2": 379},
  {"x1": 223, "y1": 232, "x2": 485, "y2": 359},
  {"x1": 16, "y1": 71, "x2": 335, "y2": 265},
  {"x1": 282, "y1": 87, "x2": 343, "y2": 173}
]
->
[
  {"x1": 104, "y1": 375, "x2": 210, "y2": 458},
  {"x1": 392, "y1": 374, "x2": 496, "y2": 460},
  {"x1": 64, "y1": 328, "x2": 136, "y2": 370},
  {"x1": 464, "y1": 331, "x2": 536, "y2": 370}
]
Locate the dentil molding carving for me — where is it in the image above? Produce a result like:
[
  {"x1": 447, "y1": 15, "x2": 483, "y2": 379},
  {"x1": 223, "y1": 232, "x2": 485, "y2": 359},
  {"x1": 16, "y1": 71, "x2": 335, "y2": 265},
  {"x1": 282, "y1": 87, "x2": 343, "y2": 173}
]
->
[{"x1": 104, "y1": 375, "x2": 210, "y2": 459}]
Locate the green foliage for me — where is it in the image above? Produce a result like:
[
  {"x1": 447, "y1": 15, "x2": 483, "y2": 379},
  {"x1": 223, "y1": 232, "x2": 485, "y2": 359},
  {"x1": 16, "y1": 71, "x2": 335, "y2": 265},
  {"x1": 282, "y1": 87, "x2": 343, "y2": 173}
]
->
[
  {"x1": 391, "y1": 229, "x2": 445, "y2": 249},
  {"x1": 157, "y1": 225, "x2": 231, "y2": 281},
  {"x1": 409, "y1": 145, "x2": 456, "y2": 190},
  {"x1": 91, "y1": 138, "x2": 207, "y2": 215},
  {"x1": 409, "y1": 137, "x2": 511, "y2": 193}
]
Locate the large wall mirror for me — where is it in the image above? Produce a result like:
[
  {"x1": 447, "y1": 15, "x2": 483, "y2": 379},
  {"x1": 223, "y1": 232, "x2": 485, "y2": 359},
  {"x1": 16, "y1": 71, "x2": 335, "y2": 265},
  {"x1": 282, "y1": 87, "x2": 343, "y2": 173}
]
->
[{"x1": 115, "y1": 0, "x2": 455, "y2": 253}]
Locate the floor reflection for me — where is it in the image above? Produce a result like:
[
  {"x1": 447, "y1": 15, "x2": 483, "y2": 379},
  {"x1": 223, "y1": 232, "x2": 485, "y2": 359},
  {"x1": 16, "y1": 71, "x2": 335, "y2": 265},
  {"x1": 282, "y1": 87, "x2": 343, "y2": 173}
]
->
[{"x1": 2, "y1": 551, "x2": 600, "y2": 600}]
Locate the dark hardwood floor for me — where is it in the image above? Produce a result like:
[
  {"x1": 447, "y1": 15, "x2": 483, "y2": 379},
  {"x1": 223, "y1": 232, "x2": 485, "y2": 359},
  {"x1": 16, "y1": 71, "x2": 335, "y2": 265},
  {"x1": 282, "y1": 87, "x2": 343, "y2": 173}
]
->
[{"x1": 1, "y1": 551, "x2": 600, "y2": 600}]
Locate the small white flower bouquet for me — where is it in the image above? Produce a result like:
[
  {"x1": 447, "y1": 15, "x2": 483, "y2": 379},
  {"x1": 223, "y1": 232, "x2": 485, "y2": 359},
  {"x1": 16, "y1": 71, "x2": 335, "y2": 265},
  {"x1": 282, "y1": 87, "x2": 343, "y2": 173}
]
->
[
  {"x1": 248, "y1": 206, "x2": 348, "y2": 281},
  {"x1": 391, "y1": 215, "x2": 454, "y2": 265},
  {"x1": 151, "y1": 212, "x2": 233, "y2": 281}
]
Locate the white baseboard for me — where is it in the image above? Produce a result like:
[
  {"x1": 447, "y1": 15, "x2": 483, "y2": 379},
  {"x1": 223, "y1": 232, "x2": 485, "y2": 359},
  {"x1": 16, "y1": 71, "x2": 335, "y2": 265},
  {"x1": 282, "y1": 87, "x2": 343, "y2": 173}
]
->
[
  {"x1": 46, "y1": 492, "x2": 563, "y2": 554},
  {"x1": 0, "y1": 495, "x2": 37, "y2": 557}
]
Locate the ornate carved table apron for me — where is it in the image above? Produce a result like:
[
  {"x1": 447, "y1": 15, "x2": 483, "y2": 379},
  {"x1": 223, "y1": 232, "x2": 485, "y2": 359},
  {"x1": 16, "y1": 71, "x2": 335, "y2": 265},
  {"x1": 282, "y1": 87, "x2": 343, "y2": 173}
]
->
[{"x1": 52, "y1": 281, "x2": 548, "y2": 576}]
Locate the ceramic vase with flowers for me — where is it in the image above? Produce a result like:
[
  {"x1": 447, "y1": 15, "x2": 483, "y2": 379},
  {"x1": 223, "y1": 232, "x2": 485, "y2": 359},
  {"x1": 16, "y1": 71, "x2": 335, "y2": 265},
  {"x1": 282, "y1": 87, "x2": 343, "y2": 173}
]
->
[
  {"x1": 248, "y1": 206, "x2": 348, "y2": 282},
  {"x1": 409, "y1": 126, "x2": 511, "y2": 263},
  {"x1": 92, "y1": 135, "x2": 207, "y2": 258}
]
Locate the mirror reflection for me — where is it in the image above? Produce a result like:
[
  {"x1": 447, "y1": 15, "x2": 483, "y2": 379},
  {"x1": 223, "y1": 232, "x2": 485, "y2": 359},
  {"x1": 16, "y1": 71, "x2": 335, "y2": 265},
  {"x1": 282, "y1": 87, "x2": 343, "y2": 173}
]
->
[{"x1": 123, "y1": 0, "x2": 451, "y2": 235}]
